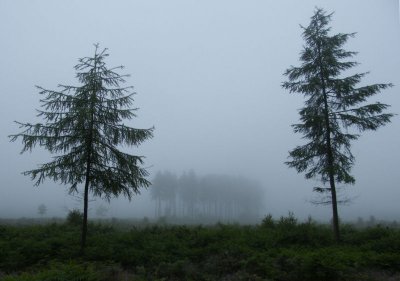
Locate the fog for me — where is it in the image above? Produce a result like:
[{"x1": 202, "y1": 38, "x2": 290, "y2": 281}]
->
[{"x1": 1, "y1": 1, "x2": 399, "y2": 222}]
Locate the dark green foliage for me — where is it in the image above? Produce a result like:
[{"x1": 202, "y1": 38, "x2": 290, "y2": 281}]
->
[
  {"x1": 66, "y1": 209, "x2": 84, "y2": 226},
  {"x1": 282, "y1": 8, "x2": 393, "y2": 241},
  {"x1": 1, "y1": 215, "x2": 400, "y2": 280},
  {"x1": 9, "y1": 45, "x2": 154, "y2": 252},
  {"x1": 283, "y1": 8, "x2": 393, "y2": 187},
  {"x1": 1, "y1": 261, "x2": 125, "y2": 281},
  {"x1": 10, "y1": 45, "x2": 154, "y2": 197},
  {"x1": 261, "y1": 214, "x2": 275, "y2": 228}
]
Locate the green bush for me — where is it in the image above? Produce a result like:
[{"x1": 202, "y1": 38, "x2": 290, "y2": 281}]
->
[
  {"x1": 66, "y1": 209, "x2": 83, "y2": 226},
  {"x1": 261, "y1": 214, "x2": 275, "y2": 229}
]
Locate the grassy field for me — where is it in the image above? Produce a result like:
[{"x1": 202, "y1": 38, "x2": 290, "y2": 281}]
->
[{"x1": 1, "y1": 214, "x2": 400, "y2": 281}]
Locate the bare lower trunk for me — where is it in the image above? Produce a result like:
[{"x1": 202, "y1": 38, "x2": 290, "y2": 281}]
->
[
  {"x1": 80, "y1": 170, "x2": 90, "y2": 255},
  {"x1": 324, "y1": 104, "x2": 341, "y2": 242},
  {"x1": 329, "y1": 173, "x2": 340, "y2": 242}
]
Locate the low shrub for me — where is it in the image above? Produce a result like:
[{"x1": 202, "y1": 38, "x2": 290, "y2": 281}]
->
[
  {"x1": 2, "y1": 261, "x2": 101, "y2": 281},
  {"x1": 66, "y1": 209, "x2": 83, "y2": 227}
]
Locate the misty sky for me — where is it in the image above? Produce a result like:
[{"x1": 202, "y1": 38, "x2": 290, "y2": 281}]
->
[{"x1": 1, "y1": 0, "x2": 399, "y2": 221}]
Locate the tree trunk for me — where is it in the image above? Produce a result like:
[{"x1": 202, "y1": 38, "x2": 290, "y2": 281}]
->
[
  {"x1": 80, "y1": 173, "x2": 90, "y2": 254},
  {"x1": 80, "y1": 66, "x2": 97, "y2": 254},
  {"x1": 322, "y1": 96, "x2": 340, "y2": 240},
  {"x1": 328, "y1": 173, "x2": 340, "y2": 241},
  {"x1": 322, "y1": 95, "x2": 340, "y2": 241},
  {"x1": 322, "y1": 92, "x2": 341, "y2": 242},
  {"x1": 81, "y1": 116, "x2": 94, "y2": 254},
  {"x1": 322, "y1": 90, "x2": 341, "y2": 242},
  {"x1": 318, "y1": 43, "x2": 341, "y2": 242}
]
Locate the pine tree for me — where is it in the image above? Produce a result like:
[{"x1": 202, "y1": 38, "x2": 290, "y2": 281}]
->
[
  {"x1": 10, "y1": 44, "x2": 154, "y2": 253},
  {"x1": 282, "y1": 8, "x2": 393, "y2": 241}
]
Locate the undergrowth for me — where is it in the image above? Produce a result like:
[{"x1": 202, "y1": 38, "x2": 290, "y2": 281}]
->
[{"x1": 1, "y1": 215, "x2": 399, "y2": 281}]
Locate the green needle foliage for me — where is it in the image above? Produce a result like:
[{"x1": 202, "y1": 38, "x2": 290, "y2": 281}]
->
[
  {"x1": 9, "y1": 44, "x2": 154, "y2": 253},
  {"x1": 282, "y1": 8, "x2": 393, "y2": 241}
]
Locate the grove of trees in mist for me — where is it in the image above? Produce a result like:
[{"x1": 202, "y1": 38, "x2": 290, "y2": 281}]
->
[{"x1": 150, "y1": 170, "x2": 265, "y2": 223}]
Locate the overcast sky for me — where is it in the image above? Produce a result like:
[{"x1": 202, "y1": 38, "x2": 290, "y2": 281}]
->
[{"x1": 1, "y1": 0, "x2": 399, "y2": 221}]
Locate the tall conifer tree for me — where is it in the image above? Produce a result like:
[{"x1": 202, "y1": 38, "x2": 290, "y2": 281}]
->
[
  {"x1": 282, "y1": 8, "x2": 393, "y2": 241},
  {"x1": 10, "y1": 45, "x2": 154, "y2": 252}
]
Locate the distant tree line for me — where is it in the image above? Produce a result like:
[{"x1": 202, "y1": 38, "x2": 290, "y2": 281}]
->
[{"x1": 150, "y1": 170, "x2": 265, "y2": 222}]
